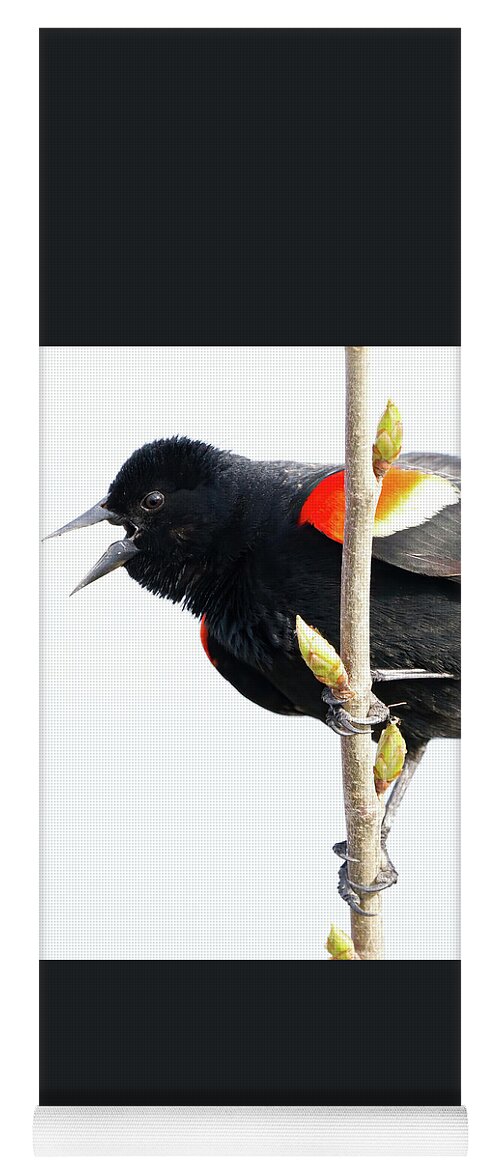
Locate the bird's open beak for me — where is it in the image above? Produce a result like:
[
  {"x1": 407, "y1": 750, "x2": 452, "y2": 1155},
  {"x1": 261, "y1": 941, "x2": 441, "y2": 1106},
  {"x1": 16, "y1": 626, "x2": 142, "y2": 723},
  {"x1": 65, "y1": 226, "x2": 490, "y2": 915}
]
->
[{"x1": 43, "y1": 499, "x2": 139, "y2": 594}]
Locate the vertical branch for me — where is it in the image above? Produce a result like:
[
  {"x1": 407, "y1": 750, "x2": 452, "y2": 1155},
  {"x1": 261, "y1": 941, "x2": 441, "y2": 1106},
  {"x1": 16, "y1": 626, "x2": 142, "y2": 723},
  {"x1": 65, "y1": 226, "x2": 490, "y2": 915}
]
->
[{"x1": 340, "y1": 347, "x2": 383, "y2": 959}]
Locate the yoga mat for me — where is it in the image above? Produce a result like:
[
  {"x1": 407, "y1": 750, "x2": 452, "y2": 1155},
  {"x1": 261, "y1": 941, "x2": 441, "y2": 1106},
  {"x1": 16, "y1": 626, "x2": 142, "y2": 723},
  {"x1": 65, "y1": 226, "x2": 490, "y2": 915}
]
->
[{"x1": 37, "y1": 28, "x2": 465, "y2": 1155}]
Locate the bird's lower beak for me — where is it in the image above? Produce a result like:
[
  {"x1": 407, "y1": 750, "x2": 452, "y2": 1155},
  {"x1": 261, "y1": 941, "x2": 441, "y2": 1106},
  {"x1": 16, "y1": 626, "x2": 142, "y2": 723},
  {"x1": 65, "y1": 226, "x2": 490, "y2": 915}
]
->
[
  {"x1": 70, "y1": 537, "x2": 139, "y2": 595},
  {"x1": 43, "y1": 499, "x2": 139, "y2": 594}
]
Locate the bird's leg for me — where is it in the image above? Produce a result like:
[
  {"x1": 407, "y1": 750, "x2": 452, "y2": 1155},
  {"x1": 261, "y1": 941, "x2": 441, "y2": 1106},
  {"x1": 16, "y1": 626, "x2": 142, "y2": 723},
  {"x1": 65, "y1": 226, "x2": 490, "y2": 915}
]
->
[
  {"x1": 332, "y1": 743, "x2": 428, "y2": 914},
  {"x1": 323, "y1": 688, "x2": 390, "y2": 736},
  {"x1": 381, "y1": 742, "x2": 428, "y2": 844},
  {"x1": 372, "y1": 667, "x2": 454, "y2": 683},
  {"x1": 325, "y1": 681, "x2": 430, "y2": 910},
  {"x1": 325, "y1": 685, "x2": 394, "y2": 913}
]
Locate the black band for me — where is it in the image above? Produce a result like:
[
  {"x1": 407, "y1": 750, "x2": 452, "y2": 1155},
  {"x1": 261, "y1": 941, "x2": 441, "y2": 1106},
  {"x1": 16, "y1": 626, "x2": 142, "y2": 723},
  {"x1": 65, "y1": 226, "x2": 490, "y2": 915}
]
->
[
  {"x1": 40, "y1": 960, "x2": 460, "y2": 1106},
  {"x1": 40, "y1": 28, "x2": 460, "y2": 346}
]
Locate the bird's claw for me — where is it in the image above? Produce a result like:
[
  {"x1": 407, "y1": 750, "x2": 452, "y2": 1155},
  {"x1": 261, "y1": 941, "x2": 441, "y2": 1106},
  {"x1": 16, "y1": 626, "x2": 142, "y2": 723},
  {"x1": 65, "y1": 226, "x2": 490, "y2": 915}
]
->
[
  {"x1": 324, "y1": 701, "x2": 370, "y2": 735},
  {"x1": 337, "y1": 862, "x2": 378, "y2": 915},
  {"x1": 334, "y1": 840, "x2": 398, "y2": 915},
  {"x1": 323, "y1": 689, "x2": 390, "y2": 736},
  {"x1": 333, "y1": 841, "x2": 359, "y2": 863}
]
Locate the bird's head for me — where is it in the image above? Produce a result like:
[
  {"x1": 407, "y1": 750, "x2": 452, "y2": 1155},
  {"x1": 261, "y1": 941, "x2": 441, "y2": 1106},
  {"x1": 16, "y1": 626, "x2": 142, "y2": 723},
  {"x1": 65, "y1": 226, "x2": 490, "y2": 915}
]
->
[{"x1": 46, "y1": 437, "x2": 242, "y2": 606}]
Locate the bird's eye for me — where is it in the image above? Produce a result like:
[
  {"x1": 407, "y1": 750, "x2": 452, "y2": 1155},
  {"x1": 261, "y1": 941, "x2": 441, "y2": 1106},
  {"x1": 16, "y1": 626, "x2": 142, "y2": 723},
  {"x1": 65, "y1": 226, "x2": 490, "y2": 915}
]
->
[{"x1": 141, "y1": 491, "x2": 165, "y2": 512}]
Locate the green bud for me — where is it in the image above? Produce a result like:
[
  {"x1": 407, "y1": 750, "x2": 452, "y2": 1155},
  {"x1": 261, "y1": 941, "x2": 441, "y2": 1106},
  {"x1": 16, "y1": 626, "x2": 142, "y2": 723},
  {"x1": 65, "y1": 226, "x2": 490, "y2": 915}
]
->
[
  {"x1": 373, "y1": 399, "x2": 403, "y2": 478},
  {"x1": 374, "y1": 720, "x2": 407, "y2": 794},
  {"x1": 326, "y1": 924, "x2": 357, "y2": 960},
  {"x1": 296, "y1": 616, "x2": 354, "y2": 698}
]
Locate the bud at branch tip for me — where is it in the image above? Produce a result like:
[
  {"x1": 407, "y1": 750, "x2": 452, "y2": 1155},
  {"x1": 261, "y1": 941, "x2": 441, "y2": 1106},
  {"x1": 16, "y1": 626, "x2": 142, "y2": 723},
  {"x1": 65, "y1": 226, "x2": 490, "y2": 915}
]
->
[
  {"x1": 374, "y1": 718, "x2": 407, "y2": 795},
  {"x1": 296, "y1": 615, "x2": 354, "y2": 698},
  {"x1": 326, "y1": 924, "x2": 358, "y2": 959},
  {"x1": 373, "y1": 399, "x2": 403, "y2": 479}
]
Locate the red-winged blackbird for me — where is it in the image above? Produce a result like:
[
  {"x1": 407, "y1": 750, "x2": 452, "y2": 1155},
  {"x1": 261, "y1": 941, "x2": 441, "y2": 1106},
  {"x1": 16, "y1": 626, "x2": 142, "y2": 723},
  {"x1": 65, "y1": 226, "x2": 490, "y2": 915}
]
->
[{"x1": 47, "y1": 438, "x2": 460, "y2": 911}]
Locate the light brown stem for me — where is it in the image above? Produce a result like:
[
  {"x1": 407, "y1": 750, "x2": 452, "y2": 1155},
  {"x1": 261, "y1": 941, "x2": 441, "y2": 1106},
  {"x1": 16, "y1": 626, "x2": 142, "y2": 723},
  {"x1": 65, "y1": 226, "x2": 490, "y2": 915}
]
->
[{"x1": 340, "y1": 347, "x2": 384, "y2": 959}]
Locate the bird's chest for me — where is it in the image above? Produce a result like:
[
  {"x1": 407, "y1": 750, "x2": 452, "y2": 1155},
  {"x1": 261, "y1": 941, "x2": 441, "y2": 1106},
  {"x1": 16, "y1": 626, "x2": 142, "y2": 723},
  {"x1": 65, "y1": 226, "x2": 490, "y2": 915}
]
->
[
  {"x1": 205, "y1": 535, "x2": 337, "y2": 672},
  {"x1": 208, "y1": 598, "x2": 294, "y2": 671}
]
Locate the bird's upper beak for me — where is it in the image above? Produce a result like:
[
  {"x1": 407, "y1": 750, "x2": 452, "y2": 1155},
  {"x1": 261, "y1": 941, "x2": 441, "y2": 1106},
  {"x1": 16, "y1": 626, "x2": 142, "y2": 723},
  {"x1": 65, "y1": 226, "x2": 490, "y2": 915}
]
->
[
  {"x1": 43, "y1": 498, "x2": 122, "y2": 538},
  {"x1": 43, "y1": 499, "x2": 139, "y2": 594}
]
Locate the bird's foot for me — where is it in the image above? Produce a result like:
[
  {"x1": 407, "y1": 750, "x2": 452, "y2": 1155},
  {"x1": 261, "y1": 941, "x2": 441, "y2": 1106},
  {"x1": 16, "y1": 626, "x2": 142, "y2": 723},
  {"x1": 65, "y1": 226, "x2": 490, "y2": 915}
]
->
[
  {"x1": 323, "y1": 689, "x2": 390, "y2": 736},
  {"x1": 333, "y1": 840, "x2": 398, "y2": 915}
]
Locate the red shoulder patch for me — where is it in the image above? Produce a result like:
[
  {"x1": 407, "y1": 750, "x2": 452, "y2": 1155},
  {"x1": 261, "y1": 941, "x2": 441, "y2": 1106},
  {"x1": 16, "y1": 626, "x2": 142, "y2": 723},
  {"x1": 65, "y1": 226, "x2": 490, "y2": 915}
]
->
[
  {"x1": 298, "y1": 466, "x2": 458, "y2": 542},
  {"x1": 298, "y1": 471, "x2": 345, "y2": 541},
  {"x1": 200, "y1": 615, "x2": 218, "y2": 668}
]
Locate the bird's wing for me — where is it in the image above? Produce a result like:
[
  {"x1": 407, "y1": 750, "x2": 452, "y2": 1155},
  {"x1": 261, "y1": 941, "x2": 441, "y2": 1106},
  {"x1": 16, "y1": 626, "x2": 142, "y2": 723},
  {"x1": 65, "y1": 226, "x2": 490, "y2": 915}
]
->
[
  {"x1": 292, "y1": 453, "x2": 460, "y2": 579},
  {"x1": 200, "y1": 618, "x2": 302, "y2": 715}
]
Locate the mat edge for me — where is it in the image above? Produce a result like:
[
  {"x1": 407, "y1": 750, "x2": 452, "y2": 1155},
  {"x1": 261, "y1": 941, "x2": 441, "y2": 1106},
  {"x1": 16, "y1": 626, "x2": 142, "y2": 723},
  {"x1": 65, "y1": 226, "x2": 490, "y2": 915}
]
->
[{"x1": 33, "y1": 1105, "x2": 468, "y2": 1156}]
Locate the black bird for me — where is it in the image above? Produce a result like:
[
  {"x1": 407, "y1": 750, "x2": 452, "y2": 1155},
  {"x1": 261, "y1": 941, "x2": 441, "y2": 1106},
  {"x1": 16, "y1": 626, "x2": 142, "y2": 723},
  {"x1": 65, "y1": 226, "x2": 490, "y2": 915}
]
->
[{"x1": 47, "y1": 437, "x2": 460, "y2": 911}]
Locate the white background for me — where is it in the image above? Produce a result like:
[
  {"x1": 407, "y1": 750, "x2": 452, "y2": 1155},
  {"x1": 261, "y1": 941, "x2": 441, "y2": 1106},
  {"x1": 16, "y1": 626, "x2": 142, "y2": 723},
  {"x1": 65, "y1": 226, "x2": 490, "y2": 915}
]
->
[
  {"x1": 41, "y1": 346, "x2": 459, "y2": 960},
  {"x1": 1, "y1": 3, "x2": 499, "y2": 1169}
]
